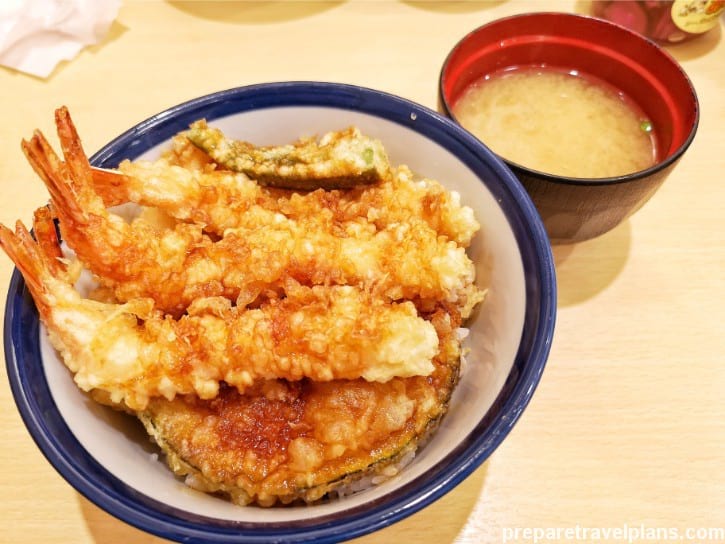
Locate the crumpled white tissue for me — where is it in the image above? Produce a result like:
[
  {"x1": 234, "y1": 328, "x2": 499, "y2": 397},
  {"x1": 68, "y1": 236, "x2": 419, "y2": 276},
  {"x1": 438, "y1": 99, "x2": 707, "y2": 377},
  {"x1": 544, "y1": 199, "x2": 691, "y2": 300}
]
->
[{"x1": 0, "y1": 0, "x2": 121, "y2": 78}]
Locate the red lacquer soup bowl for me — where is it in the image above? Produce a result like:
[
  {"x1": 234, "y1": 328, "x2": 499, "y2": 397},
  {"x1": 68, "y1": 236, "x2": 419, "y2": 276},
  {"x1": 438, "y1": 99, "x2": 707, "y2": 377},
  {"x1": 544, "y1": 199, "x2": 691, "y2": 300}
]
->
[{"x1": 440, "y1": 12, "x2": 698, "y2": 244}]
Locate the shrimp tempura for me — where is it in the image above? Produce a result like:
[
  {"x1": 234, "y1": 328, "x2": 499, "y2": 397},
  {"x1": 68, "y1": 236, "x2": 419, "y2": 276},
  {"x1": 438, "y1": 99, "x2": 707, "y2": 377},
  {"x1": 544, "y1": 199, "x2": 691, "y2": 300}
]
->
[
  {"x1": 22, "y1": 107, "x2": 479, "y2": 317},
  {"x1": 91, "y1": 157, "x2": 479, "y2": 246},
  {"x1": 0, "y1": 208, "x2": 439, "y2": 411}
]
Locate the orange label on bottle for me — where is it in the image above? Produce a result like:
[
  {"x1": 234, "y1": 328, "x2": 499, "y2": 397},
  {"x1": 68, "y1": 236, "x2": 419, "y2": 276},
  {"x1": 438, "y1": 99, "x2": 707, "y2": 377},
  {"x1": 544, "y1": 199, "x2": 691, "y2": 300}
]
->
[{"x1": 671, "y1": 0, "x2": 725, "y2": 34}]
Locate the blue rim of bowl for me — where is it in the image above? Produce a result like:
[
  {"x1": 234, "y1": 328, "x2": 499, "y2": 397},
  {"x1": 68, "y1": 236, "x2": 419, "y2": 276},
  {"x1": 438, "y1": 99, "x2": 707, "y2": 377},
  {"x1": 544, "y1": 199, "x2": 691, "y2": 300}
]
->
[
  {"x1": 437, "y1": 11, "x2": 700, "y2": 187},
  {"x1": 3, "y1": 81, "x2": 556, "y2": 543}
]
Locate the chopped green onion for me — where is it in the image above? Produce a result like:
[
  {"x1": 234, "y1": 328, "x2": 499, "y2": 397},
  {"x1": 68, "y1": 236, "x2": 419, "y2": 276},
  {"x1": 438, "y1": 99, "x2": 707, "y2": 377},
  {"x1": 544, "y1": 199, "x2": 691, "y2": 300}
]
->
[
  {"x1": 640, "y1": 120, "x2": 653, "y2": 133},
  {"x1": 362, "y1": 147, "x2": 374, "y2": 165}
]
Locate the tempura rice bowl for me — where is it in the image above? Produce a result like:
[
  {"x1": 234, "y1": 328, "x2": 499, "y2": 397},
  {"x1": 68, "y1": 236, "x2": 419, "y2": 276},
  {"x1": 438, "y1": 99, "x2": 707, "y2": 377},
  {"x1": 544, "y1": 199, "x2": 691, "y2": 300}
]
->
[{"x1": 4, "y1": 82, "x2": 556, "y2": 543}]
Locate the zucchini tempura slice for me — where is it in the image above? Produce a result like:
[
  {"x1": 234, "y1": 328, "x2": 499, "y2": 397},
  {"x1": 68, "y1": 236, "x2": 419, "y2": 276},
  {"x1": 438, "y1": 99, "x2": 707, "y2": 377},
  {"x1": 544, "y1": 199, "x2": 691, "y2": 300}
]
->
[{"x1": 186, "y1": 121, "x2": 391, "y2": 190}]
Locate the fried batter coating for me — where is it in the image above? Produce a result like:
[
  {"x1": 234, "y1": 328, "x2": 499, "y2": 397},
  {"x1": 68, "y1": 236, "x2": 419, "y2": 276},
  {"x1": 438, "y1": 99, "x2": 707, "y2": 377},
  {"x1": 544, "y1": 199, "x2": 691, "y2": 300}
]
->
[
  {"x1": 164, "y1": 133, "x2": 217, "y2": 171},
  {"x1": 22, "y1": 108, "x2": 479, "y2": 317},
  {"x1": 186, "y1": 121, "x2": 390, "y2": 190},
  {"x1": 0, "y1": 210, "x2": 439, "y2": 411},
  {"x1": 0, "y1": 107, "x2": 487, "y2": 507},
  {"x1": 92, "y1": 156, "x2": 478, "y2": 246},
  {"x1": 138, "y1": 304, "x2": 463, "y2": 506}
]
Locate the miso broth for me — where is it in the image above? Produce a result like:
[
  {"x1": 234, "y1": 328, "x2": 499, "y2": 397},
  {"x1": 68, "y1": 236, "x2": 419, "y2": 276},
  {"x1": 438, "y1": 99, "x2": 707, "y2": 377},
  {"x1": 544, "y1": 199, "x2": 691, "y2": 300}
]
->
[{"x1": 452, "y1": 67, "x2": 657, "y2": 178}]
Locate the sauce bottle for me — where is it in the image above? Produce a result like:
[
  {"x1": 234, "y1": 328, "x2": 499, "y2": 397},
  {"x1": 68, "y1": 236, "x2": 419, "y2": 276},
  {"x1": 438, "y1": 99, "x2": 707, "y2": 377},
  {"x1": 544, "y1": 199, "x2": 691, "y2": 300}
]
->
[{"x1": 592, "y1": 0, "x2": 724, "y2": 43}]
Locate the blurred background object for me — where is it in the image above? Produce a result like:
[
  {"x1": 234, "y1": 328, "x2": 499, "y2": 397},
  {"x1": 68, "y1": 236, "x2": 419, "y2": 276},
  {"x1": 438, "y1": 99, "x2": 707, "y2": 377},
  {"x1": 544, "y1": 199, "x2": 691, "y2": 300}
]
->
[
  {"x1": 591, "y1": 0, "x2": 724, "y2": 43},
  {"x1": 0, "y1": 0, "x2": 121, "y2": 78}
]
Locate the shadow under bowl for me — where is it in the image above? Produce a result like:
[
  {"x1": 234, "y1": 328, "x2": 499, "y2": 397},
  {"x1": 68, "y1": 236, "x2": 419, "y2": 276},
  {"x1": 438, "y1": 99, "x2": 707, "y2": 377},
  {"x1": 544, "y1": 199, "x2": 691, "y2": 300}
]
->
[{"x1": 439, "y1": 12, "x2": 699, "y2": 244}]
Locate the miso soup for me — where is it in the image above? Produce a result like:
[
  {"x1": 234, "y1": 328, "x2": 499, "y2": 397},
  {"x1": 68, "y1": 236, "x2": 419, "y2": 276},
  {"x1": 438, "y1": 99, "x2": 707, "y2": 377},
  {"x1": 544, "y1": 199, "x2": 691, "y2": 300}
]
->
[{"x1": 452, "y1": 67, "x2": 657, "y2": 178}]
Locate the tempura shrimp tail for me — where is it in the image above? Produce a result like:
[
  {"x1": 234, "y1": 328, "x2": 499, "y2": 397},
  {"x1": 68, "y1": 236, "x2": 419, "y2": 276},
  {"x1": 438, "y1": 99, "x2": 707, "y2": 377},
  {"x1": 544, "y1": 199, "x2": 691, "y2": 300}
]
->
[
  {"x1": 21, "y1": 107, "x2": 201, "y2": 314},
  {"x1": 21, "y1": 108, "x2": 109, "y2": 242},
  {"x1": 31, "y1": 206, "x2": 64, "y2": 270},
  {"x1": 0, "y1": 219, "x2": 51, "y2": 315},
  {"x1": 55, "y1": 107, "x2": 92, "y2": 178},
  {"x1": 90, "y1": 167, "x2": 132, "y2": 208},
  {"x1": 22, "y1": 131, "x2": 117, "y2": 286}
]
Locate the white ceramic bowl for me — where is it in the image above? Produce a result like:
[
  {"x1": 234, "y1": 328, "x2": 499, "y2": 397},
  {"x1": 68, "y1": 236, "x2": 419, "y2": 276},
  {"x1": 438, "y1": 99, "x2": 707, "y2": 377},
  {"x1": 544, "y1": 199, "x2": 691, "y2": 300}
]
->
[{"x1": 4, "y1": 82, "x2": 556, "y2": 543}]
